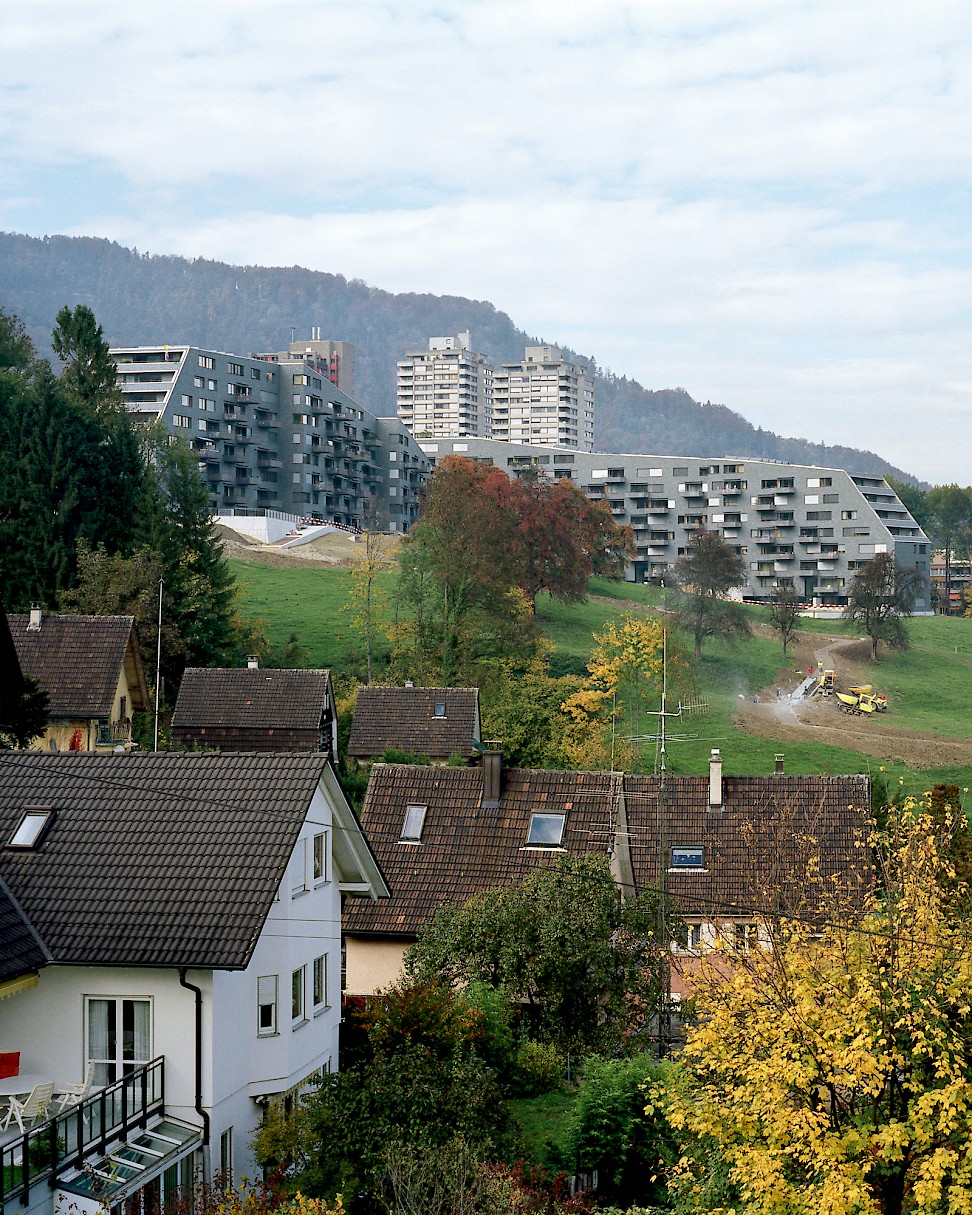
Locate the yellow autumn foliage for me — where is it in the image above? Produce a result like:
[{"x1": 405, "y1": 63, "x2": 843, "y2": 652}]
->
[{"x1": 658, "y1": 796, "x2": 972, "y2": 1215}]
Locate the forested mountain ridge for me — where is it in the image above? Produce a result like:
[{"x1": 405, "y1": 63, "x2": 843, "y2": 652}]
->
[{"x1": 0, "y1": 230, "x2": 914, "y2": 481}]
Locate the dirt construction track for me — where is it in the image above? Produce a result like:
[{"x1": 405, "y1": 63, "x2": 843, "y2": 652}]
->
[{"x1": 734, "y1": 632, "x2": 972, "y2": 769}]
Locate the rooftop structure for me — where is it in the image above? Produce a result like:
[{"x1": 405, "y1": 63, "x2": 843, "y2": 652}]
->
[{"x1": 491, "y1": 346, "x2": 595, "y2": 451}]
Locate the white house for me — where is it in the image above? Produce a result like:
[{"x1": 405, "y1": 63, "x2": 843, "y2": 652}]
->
[{"x1": 0, "y1": 751, "x2": 388, "y2": 1215}]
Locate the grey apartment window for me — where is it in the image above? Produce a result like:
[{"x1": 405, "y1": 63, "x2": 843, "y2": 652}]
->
[
  {"x1": 193, "y1": 376, "x2": 204, "y2": 388},
  {"x1": 401, "y1": 805, "x2": 427, "y2": 842},
  {"x1": 526, "y1": 812, "x2": 565, "y2": 847},
  {"x1": 198, "y1": 355, "x2": 215, "y2": 370},
  {"x1": 257, "y1": 975, "x2": 278, "y2": 1035},
  {"x1": 251, "y1": 367, "x2": 261, "y2": 380},
  {"x1": 227, "y1": 362, "x2": 244, "y2": 377},
  {"x1": 671, "y1": 846, "x2": 704, "y2": 869}
]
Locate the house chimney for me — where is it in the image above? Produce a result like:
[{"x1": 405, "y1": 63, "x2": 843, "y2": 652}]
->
[
  {"x1": 28, "y1": 605, "x2": 42, "y2": 631},
  {"x1": 404, "y1": 680, "x2": 413, "y2": 688},
  {"x1": 775, "y1": 753, "x2": 785, "y2": 775},
  {"x1": 482, "y1": 741, "x2": 503, "y2": 810},
  {"x1": 708, "y1": 748, "x2": 723, "y2": 810},
  {"x1": 247, "y1": 655, "x2": 259, "y2": 670}
]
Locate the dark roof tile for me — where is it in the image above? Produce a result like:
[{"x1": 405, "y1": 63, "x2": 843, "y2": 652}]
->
[{"x1": 348, "y1": 687, "x2": 481, "y2": 758}]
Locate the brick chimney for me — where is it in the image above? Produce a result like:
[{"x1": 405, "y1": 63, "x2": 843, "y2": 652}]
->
[
  {"x1": 708, "y1": 748, "x2": 723, "y2": 810},
  {"x1": 28, "y1": 605, "x2": 42, "y2": 631},
  {"x1": 247, "y1": 655, "x2": 259, "y2": 669},
  {"x1": 482, "y1": 741, "x2": 503, "y2": 810}
]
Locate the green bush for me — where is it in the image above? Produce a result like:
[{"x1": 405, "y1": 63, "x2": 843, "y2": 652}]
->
[{"x1": 513, "y1": 1040, "x2": 565, "y2": 1096}]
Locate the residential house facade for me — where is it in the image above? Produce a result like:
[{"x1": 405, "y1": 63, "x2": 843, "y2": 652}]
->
[
  {"x1": 0, "y1": 752, "x2": 388, "y2": 1215},
  {"x1": 346, "y1": 685, "x2": 482, "y2": 764},
  {"x1": 7, "y1": 610, "x2": 149, "y2": 752},
  {"x1": 170, "y1": 664, "x2": 338, "y2": 758}
]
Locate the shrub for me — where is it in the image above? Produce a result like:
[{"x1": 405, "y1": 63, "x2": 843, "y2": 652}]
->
[{"x1": 513, "y1": 1041, "x2": 565, "y2": 1097}]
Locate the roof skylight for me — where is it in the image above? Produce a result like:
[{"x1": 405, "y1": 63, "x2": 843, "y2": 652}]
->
[
  {"x1": 400, "y1": 805, "x2": 427, "y2": 843},
  {"x1": 7, "y1": 807, "x2": 56, "y2": 850},
  {"x1": 526, "y1": 812, "x2": 565, "y2": 847}
]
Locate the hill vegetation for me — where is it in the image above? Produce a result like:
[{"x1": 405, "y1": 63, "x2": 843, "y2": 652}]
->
[{"x1": 0, "y1": 230, "x2": 916, "y2": 480}]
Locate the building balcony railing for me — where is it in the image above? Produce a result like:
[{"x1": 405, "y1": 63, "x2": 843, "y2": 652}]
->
[
  {"x1": 1, "y1": 1058, "x2": 166, "y2": 1208},
  {"x1": 96, "y1": 720, "x2": 132, "y2": 747}
]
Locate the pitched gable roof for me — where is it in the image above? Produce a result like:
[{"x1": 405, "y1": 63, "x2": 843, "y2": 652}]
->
[
  {"x1": 0, "y1": 879, "x2": 49, "y2": 984},
  {"x1": 347, "y1": 686, "x2": 481, "y2": 759},
  {"x1": 171, "y1": 668, "x2": 332, "y2": 752},
  {"x1": 623, "y1": 773, "x2": 871, "y2": 917},
  {"x1": 343, "y1": 763, "x2": 621, "y2": 937},
  {"x1": 8, "y1": 613, "x2": 148, "y2": 718},
  {"x1": 0, "y1": 752, "x2": 329, "y2": 970}
]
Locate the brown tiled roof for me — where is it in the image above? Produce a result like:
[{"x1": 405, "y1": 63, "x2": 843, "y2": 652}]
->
[
  {"x1": 170, "y1": 668, "x2": 333, "y2": 752},
  {"x1": 623, "y1": 773, "x2": 871, "y2": 918},
  {"x1": 0, "y1": 751, "x2": 327, "y2": 969},
  {"x1": 347, "y1": 686, "x2": 481, "y2": 759},
  {"x1": 343, "y1": 764, "x2": 621, "y2": 937},
  {"x1": 8, "y1": 614, "x2": 148, "y2": 718}
]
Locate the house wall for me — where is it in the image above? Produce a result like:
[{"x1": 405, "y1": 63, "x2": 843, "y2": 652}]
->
[
  {"x1": 208, "y1": 785, "x2": 344, "y2": 1182},
  {"x1": 344, "y1": 937, "x2": 412, "y2": 996}
]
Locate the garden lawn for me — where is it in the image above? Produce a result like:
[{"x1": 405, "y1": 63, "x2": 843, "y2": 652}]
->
[{"x1": 508, "y1": 1088, "x2": 576, "y2": 1168}]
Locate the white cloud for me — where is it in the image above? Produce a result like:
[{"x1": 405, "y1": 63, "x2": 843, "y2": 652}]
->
[{"x1": 3, "y1": 0, "x2": 972, "y2": 479}]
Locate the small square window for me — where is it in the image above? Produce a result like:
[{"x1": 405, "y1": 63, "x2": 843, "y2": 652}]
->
[
  {"x1": 7, "y1": 807, "x2": 55, "y2": 850},
  {"x1": 401, "y1": 805, "x2": 426, "y2": 842},
  {"x1": 526, "y1": 812, "x2": 565, "y2": 847},
  {"x1": 671, "y1": 846, "x2": 704, "y2": 869},
  {"x1": 674, "y1": 923, "x2": 703, "y2": 952},
  {"x1": 433, "y1": 703, "x2": 446, "y2": 717}
]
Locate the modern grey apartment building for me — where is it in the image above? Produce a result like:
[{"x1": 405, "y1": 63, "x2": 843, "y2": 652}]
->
[
  {"x1": 396, "y1": 333, "x2": 492, "y2": 438},
  {"x1": 415, "y1": 436, "x2": 931, "y2": 608},
  {"x1": 111, "y1": 342, "x2": 428, "y2": 532}
]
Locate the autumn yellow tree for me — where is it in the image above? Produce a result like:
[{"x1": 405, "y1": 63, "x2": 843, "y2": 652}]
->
[
  {"x1": 659, "y1": 792, "x2": 972, "y2": 1215},
  {"x1": 345, "y1": 521, "x2": 398, "y2": 684},
  {"x1": 561, "y1": 613, "x2": 682, "y2": 771}
]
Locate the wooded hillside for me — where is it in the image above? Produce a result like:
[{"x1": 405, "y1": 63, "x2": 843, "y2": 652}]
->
[{"x1": 0, "y1": 230, "x2": 913, "y2": 480}]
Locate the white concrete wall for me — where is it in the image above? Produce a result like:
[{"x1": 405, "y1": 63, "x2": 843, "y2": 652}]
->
[{"x1": 213, "y1": 513, "x2": 302, "y2": 544}]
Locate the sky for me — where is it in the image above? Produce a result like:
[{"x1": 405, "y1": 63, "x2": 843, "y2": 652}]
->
[{"x1": 3, "y1": 1, "x2": 972, "y2": 483}]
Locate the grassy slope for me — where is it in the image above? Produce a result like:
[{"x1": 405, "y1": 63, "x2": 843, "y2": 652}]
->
[{"x1": 231, "y1": 559, "x2": 972, "y2": 791}]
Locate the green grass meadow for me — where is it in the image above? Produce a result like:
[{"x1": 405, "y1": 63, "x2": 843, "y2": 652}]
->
[{"x1": 230, "y1": 559, "x2": 972, "y2": 792}]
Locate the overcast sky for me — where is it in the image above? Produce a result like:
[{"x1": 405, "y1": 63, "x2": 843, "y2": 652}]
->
[{"x1": 3, "y1": 1, "x2": 971, "y2": 482}]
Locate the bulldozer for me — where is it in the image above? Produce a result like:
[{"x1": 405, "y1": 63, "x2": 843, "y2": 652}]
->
[
  {"x1": 849, "y1": 685, "x2": 888, "y2": 711},
  {"x1": 836, "y1": 689, "x2": 887, "y2": 716},
  {"x1": 814, "y1": 670, "x2": 836, "y2": 696}
]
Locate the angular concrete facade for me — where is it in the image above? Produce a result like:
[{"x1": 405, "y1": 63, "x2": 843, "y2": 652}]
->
[
  {"x1": 416, "y1": 436, "x2": 931, "y2": 608},
  {"x1": 112, "y1": 343, "x2": 429, "y2": 532}
]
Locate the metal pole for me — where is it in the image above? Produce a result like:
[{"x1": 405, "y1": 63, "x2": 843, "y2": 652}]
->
[{"x1": 153, "y1": 578, "x2": 163, "y2": 752}]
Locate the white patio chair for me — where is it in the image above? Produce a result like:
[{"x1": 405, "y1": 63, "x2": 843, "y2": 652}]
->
[
  {"x1": 56, "y1": 1062, "x2": 96, "y2": 1110},
  {"x1": 1, "y1": 1081, "x2": 54, "y2": 1133}
]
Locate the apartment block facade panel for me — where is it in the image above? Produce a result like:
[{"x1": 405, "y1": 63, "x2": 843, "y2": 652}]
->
[
  {"x1": 112, "y1": 344, "x2": 427, "y2": 532},
  {"x1": 416, "y1": 437, "x2": 931, "y2": 609}
]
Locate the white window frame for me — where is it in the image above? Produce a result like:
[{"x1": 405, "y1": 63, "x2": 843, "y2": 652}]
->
[
  {"x1": 84, "y1": 995, "x2": 153, "y2": 1086},
  {"x1": 670, "y1": 845, "x2": 705, "y2": 871},
  {"x1": 291, "y1": 837, "x2": 308, "y2": 896},
  {"x1": 400, "y1": 805, "x2": 427, "y2": 843},
  {"x1": 313, "y1": 954, "x2": 327, "y2": 1012},
  {"x1": 257, "y1": 975, "x2": 278, "y2": 1036},
  {"x1": 313, "y1": 831, "x2": 328, "y2": 883},
  {"x1": 525, "y1": 812, "x2": 566, "y2": 848},
  {"x1": 292, "y1": 966, "x2": 306, "y2": 1025}
]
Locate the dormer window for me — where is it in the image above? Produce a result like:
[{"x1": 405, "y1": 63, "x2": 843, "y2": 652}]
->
[
  {"x1": 671, "y1": 846, "x2": 704, "y2": 870},
  {"x1": 7, "y1": 807, "x2": 55, "y2": 850},
  {"x1": 526, "y1": 812, "x2": 565, "y2": 847},
  {"x1": 400, "y1": 805, "x2": 427, "y2": 843},
  {"x1": 433, "y1": 703, "x2": 446, "y2": 717}
]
